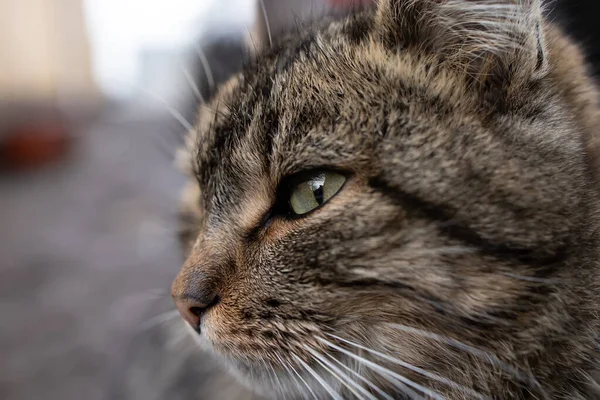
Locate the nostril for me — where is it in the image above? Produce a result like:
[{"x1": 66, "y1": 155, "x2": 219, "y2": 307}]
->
[
  {"x1": 189, "y1": 306, "x2": 204, "y2": 318},
  {"x1": 174, "y1": 294, "x2": 221, "y2": 331},
  {"x1": 188, "y1": 294, "x2": 220, "y2": 320}
]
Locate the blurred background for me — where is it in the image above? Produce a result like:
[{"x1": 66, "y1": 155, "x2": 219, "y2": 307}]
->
[
  {"x1": 0, "y1": 1, "x2": 366, "y2": 399},
  {"x1": 0, "y1": 1, "x2": 599, "y2": 400}
]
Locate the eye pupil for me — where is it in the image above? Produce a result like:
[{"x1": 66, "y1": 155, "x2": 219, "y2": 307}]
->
[{"x1": 313, "y1": 184, "x2": 324, "y2": 205}]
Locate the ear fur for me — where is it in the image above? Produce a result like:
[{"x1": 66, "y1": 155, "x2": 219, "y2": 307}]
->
[{"x1": 375, "y1": 0, "x2": 549, "y2": 83}]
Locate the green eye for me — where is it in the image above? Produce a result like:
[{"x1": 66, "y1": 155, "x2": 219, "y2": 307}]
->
[{"x1": 288, "y1": 171, "x2": 346, "y2": 215}]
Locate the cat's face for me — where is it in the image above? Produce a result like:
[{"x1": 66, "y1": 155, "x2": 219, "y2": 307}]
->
[{"x1": 172, "y1": 1, "x2": 600, "y2": 398}]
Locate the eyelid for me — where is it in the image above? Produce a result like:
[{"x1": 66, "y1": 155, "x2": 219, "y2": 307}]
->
[{"x1": 283, "y1": 166, "x2": 350, "y2": 185}]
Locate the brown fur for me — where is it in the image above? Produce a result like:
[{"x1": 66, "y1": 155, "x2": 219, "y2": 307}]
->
[{"x1": 172, "y1": 1, "x2": 600, "y2": 398}]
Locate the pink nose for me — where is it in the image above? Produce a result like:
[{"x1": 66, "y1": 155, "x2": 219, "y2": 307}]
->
[
  {"x1": 173, "y1": 294, "x2": 220, "y2": 332},
  {"x1": 171, "y1": 250, "x2": 224, "y2": 332}
]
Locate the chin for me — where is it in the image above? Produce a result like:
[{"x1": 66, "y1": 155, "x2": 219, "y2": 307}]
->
[
  {"x1": 191, "y1": 332, "x2": 337, "y2": 399},
  {"x1": 215, "y1": 354, "x2": 310, "y2": 399}
]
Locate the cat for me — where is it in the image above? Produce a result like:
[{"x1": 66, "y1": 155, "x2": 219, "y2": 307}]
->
[{"x1": 171, "y1": 0, "x2": 600, "y2": 398}]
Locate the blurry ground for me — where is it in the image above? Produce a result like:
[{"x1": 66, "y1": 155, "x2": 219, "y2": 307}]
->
[
  {"x1": 0, "y1": 32, "x2": 257, "y2": 400},
  {"x1": 0, "y1": 104, "x2": 189, "y2": 400}
]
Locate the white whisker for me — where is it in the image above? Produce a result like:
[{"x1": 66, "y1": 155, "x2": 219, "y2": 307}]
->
[
  {"x1": 327, "y1": 333, "x2": 484, "y2": 399},
  {"x1": 196, "y1": 45, "x2": 215, "y2": 92},
  {"x1": 120, "y1": 288, "x2": 169, "y2": 304},
  {"x1": 318, "y1": 337, "x2": 445, "y2": 400},
  {"x1": 138, "y1": 309, "x2": 181, "y2": 333},
  {"x1": 293, "y1": 354, "x2": 344, "y2": 400},
  {"x1": 276, "y1": 353, "x2": 317, "y2": 400},
  {"x1": 375, "y1": 370, "x2": 425, "y2": 400},
  {"x1": 110, "y1": 78, "x2": 194, "y2": 132},
  {"x1": 180, "y1": 62, "x2": 205, "y2": 103},
  {"x1": 324, "y1": 352, "x2": 395, "y2": 400},
  {"x1": 258, "y1": 358, "x2": 283, "y2": 399},
  {"x1": 303, "y1": 344, "x2": 376, "y2": 400},
  {"x1": 267, "y1": 361, "x2": 288, "y2": 399},
  {"x1": 245, "y1": 25, "x2": 260, "y2": 54},
  {"x1": 258, "y1": 0, "x2": 273, "y2": 48},
  {"x1": 385, "y1": 323, "x2": 537, "y2": 390}
]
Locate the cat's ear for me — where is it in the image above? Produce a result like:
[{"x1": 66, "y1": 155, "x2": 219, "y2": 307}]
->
[{"x1": 375, "y1": 0, "x2": 549, "y2": 82}]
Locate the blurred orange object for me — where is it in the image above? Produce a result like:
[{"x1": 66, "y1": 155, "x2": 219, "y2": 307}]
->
[{"x1": 0, "y1": 121, "x2": 71, "y2": 170}]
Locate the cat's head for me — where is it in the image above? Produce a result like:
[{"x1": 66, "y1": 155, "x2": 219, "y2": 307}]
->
[{"x1": 172, "y1": 0, "x2": 600, "y2": 398}]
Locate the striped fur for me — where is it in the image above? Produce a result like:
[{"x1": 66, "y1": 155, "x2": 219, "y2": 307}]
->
[{"x1": 173, "y1": 1, "x2": 600, "y2": 398}]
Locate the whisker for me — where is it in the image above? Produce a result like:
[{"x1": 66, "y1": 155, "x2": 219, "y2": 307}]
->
[
  {"x1": 275, "y1": 353, "x2": 314, "y2": 400},
  {"x1": 127, "y1": 85, "x2": 194, "y2": 132},
  {"x1": 385, "y1": 323, "x2": 542, "y2": 391},
  {"x1": 293, "y1": 354, "x2": 344, "y2": 400},
  {"x1": 180, "y1": 62, "x2": 205, "y2": 104},
  {"x1": 195, "y1": 45, "x2": 215, "y2": 92},
  {"x1": 258, "y1": 357, "x2": 283, "y2": 399},
  {"x1": 267, "y1": 361, "x2": 288, "y2": 400},
  {"x1": 317, "y1": 337, "x2": 445, "y2": 400},
  {"x1": 245, "y1": 24, "x2": 260, "y2": 54},
  {"x1": 258, "y1": 0, "x2": 273, "y2": 48},
  {"x1": 120, "y1": 288, "x2": 170, "y2": 304},
  {"x1": 375, "y1": 371, "x2": 425, "y2": 400},
  {"x1": 327, "y1": 333, "x2": 484, "y2": 399},
  {"x1": 324, "y1": 352, "x2": 395, "y2": 400},
  {"x1": 303, "y1": 344, "x2": 375, "y2": 400},
  {"x1": 138, "y1": 309, "x2": 181, "y2": 333},
  {"x1": 276, "y1": 354, "x2": 318, "y2": 400},
  {"x1": 108, "y1": 77, "x2": 194, "y2": 132}
]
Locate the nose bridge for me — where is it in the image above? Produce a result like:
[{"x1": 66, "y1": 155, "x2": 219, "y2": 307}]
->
[{"x1": 171, "y1": 237, "x2": 229, "y2": 302}]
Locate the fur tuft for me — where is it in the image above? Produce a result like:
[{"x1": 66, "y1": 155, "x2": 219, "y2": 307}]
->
[{"x1": 376, "y1": 0, "x2": 549, "y2": 83}]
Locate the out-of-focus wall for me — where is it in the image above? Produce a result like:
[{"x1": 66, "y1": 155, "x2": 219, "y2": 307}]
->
[
  {"x1": 253, "y1": 0, "x2": 374, "y2": 47},
  {"x1": 0, "y1": 0, "x2": 97, "y2": 102},
  {"x1": 254, "y1": 0, "x2": 327, "y2": 46}
]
